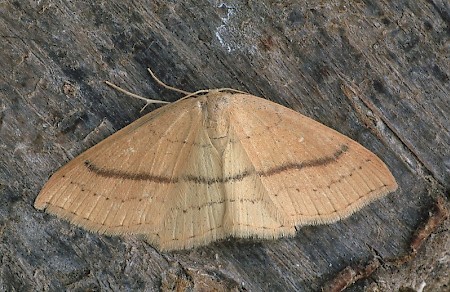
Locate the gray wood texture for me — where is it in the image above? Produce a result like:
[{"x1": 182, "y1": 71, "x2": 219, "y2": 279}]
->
[{"x1": 1, "y1": 0, "x2": 448, "y2": 291}]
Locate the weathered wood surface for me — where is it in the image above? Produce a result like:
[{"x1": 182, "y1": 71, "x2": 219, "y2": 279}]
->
[{"x1": 0, "y1": 0, "x2": 448, "y2": 291}]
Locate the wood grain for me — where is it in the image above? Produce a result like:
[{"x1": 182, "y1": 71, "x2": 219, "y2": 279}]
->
[{"x1": 1, "y1": 0, "x2": 448, "y2": 290}]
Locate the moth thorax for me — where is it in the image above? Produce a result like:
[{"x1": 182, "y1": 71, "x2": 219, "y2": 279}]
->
[{"x1": 203, "y1": 93, "x2": 231, "y2": 154}]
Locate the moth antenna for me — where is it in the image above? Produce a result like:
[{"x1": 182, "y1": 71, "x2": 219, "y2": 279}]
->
[
  {"x1": 105, "y1": 81, "x2": 170, "y2": 107},
  {"x1": 107, "y1": 68, "x2": 246, "y2": 107},
  {"x1": 147, "y1": 68, "x2": 192, "y2": 95},
  {"x1": 147, "y1": 68, "x2": 248, "y2": 97}
]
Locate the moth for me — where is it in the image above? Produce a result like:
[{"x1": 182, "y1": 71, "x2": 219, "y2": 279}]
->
[{"x1": 35, "y1": 69, "x2": 398, "y2": 251}]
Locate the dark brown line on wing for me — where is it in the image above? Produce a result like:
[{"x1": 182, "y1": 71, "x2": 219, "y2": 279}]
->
[
  {"x1": 259, "y1": 144, "x2": 349, "y2": 177},
  {"x1": 84, "y1": 144, "x2": 349, "y2": 184},
  {"x1": 84, "y1": 161, "x2": 177, "y2": 183}
]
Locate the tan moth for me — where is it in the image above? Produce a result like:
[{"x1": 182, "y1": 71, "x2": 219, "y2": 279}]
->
[{"x1": 35, "y1": 69, "x2": 398, "y2": 251}]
